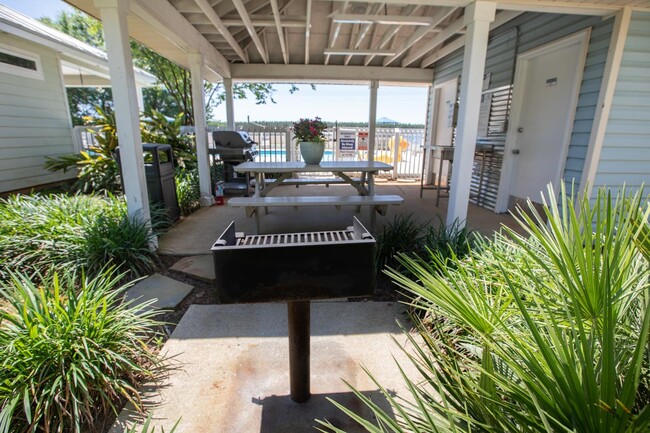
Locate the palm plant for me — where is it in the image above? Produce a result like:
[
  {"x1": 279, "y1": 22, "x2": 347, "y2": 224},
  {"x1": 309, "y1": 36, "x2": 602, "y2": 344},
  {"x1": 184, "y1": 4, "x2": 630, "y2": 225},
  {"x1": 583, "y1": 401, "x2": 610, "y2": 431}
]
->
[{"x1": 317, "y1": 185, "x2": 650, "y2": 432}]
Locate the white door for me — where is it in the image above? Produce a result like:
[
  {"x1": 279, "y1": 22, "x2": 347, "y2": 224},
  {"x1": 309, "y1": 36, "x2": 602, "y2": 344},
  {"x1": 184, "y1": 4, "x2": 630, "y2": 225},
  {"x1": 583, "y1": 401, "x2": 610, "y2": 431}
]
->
[{"x1": 496, "y1": 31, "x2": 589, "y2": 211}]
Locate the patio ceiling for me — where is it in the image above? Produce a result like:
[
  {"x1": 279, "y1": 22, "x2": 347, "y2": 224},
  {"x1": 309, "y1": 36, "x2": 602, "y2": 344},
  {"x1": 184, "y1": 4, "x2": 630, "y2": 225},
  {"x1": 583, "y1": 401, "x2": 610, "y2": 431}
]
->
[{"x1": 64, "y1": 0, "x2": 650, "y2": 83}]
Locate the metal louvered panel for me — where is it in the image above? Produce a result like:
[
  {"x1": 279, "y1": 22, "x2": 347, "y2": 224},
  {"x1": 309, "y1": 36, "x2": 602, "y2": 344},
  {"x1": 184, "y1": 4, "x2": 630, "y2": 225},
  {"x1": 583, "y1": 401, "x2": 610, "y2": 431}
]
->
[{"x1": 469, "y1": 85, "x2": 512, "y2": 210}]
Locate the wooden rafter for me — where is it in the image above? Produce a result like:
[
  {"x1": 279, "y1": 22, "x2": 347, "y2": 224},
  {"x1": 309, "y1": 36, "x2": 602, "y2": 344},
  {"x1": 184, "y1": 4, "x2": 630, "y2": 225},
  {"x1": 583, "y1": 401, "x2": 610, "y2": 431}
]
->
[
  {"x1": 344, "y1": 2, "x2": 384, "y2": 65},
  {"x1": 383, "y1": 7, "x2": 457, "y2": 66},
  {"x1": 364, "y1": 4, "x2": 419, "y2": 66},
  {"x1": 400, "y1": 12, "x2": 465, "y2": 66},
  {"x1": 193, "y1": 0, "x2": 247, "y2": 62},
  {"x1": 419, "y1": 11, "x2": 523, "y2": 68},
  {"x1": 231, "y1": 0, "x2": 269, "y2": 63},
  {"x1": 324, "y1": 0, "x2": 350, "y2": 65},
  {"x1": 270, "y1": 0, "x2": 289, "y2": 63},
  {"x1": 239, "y1": 0, "x2": 296, "y2": 61}
]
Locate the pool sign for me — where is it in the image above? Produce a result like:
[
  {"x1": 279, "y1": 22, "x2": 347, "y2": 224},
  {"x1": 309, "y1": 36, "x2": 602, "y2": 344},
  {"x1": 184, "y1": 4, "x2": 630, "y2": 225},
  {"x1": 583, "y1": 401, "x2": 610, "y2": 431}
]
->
[
  {"x1": 358, "y1": 131, "x2": 369, "y2": 150},
  {"x1": 339, "y1": 131, "x2": 356, "y2": 151}
]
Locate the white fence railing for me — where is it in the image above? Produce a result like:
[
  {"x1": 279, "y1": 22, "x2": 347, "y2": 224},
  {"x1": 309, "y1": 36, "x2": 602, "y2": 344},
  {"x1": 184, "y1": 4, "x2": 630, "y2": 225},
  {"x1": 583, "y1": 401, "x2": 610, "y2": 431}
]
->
[{"x1": 72, "y1": 125, "x2": 426, "y2": 179}]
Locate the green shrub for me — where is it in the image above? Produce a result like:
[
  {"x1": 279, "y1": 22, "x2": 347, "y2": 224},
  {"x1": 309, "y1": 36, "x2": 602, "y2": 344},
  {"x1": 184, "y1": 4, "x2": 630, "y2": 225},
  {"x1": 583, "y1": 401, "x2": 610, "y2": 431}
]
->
[
  {"x1": 175, "y1": 167, "x2": 201, "y2": 216},
  {"x1": 375, "y1": 214, "x2": 426, "y2": 273},
  {"x1": 375, "y1": 214, "x2": 478, "y2": 277},
  {"x1": 0, "y1": 194, "x2": 159, "y2": 280},
  {"x1": 420, "y1": 216, "x2": 480, "y2": 267},
  {"x1": 318, "y1": 185, "x2": 650, "y2": 432},
  {"x1": 0, "y1": 269, "x2": 165, "y2": 433},
  {"x1": 0, "y1": 194, "x2": 114, "y2": 278},
  {"x1": 83, "y1": 212, "x2": 159, "y2": 278}
]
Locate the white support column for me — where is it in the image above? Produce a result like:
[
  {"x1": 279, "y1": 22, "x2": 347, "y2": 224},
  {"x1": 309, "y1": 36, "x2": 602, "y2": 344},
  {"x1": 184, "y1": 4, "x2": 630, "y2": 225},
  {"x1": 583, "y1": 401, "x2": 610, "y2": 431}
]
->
[
  {"x1": 368, "y1": 79, "x2": 378, "y2": 162},
  {"x1": 189, "y1": 53, "x2": 214, "y2": 206},
  {"x1": 224, "y1": 78, "x2": 235, "y2": 130},
  {"x1": 94, "y1": 0, "x2": 150, "y2": 222},
  {"x1": 446, "y1": 1, "x2": 495, "y2": 227}
]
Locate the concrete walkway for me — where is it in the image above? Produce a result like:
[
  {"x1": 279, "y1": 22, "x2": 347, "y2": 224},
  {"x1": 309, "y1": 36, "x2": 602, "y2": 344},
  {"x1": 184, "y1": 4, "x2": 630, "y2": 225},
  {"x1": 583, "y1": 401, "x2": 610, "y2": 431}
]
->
[{"x1": 111, "y1": 302, "x2": 421, "y2": 433}]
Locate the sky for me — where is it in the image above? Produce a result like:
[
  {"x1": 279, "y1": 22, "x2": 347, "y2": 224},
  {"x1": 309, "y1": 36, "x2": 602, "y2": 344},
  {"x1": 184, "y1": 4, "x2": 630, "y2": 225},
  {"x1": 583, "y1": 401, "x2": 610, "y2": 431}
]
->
[{"x1": 3, "y1": 0, "x2": 430, "y2": 124}]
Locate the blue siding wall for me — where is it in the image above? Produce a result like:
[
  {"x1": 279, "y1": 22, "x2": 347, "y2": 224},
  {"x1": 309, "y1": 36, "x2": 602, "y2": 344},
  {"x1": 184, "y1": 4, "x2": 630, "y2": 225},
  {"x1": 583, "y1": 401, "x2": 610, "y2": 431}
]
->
[
  {"x1": 433, "y1": 12, "x2": 613, "y2": 210},
  {"x1": 593, "y1": 12, "x2": 650, "y2": 198}
]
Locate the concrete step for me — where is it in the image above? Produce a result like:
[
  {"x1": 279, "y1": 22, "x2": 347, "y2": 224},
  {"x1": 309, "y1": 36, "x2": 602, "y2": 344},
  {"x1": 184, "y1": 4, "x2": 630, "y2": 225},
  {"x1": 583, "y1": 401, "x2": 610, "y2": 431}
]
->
[
  {"x1": 170, "y1": 255, "x2": 216, "y2": 283},
  {"x1": 124, "y1": 273, "x2": 193, "y2": 310}
]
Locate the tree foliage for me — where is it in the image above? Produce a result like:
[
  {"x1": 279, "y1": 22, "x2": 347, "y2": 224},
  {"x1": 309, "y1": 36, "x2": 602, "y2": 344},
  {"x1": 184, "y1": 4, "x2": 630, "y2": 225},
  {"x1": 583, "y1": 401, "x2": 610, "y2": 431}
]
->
[{"x1": 41, "y1": 10, "x2": 282, "y2": 125}]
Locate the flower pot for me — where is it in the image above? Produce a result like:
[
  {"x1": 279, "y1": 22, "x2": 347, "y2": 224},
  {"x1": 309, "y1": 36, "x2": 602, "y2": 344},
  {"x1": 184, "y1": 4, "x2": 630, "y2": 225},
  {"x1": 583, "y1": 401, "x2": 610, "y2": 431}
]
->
[{"x1": 299, "y1": 141, "x2": 325, "y2": 165}]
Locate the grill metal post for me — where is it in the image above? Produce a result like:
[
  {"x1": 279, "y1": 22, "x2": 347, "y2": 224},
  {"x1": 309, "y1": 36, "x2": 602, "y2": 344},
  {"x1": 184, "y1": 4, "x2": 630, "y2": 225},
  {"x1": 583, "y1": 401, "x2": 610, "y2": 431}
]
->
[{"x1": 288, "y1": 300, "x2": 310, "y2": 403}]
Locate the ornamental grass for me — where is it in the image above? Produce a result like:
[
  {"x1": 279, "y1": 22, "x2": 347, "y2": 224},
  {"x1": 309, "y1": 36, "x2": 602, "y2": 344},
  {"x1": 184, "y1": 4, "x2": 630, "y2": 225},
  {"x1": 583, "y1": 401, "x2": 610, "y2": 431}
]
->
[{"x1": 0, "y1": 269, "x2": 165, "y2": 433}]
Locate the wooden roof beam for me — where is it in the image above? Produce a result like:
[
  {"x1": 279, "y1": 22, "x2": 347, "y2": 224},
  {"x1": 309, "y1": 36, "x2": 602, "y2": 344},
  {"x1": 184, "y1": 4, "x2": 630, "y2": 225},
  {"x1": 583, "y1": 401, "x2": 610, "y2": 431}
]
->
[
  {"x1": 326, "y1": 49, "x2": 395, "y2": 56},
  {"x1": 231, "y1": 0, "x2": 269, "y2": 63},
  {"x1": 305, "y1": 0, "x2": 313, "y2": 64},
  {"x1": 332, "y1": 13, "x2": 434, "y2": 26},
  {"x1": 220, "y1": 16, "x2": 306, "y2": 27}
]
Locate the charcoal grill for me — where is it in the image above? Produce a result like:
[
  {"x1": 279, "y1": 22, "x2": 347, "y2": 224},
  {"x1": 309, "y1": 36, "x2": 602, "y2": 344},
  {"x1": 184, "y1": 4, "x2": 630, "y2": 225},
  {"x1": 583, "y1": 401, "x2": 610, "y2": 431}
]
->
[
  {"x1": 211, "y1": 131, "x2": 258, "y2": 193},
  {"x1": 211, "y1": 217, "x2": 376, "y2": 402}
]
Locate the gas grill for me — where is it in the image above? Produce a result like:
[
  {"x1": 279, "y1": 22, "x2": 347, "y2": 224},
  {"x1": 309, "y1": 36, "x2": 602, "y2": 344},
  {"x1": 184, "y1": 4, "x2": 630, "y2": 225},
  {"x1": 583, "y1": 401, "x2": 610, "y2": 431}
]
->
[
  {"x1": 211, "y1": 217, "x2": 376, "y2": 402},
  {"x1": 211, "y1": 131, "x2": 258, "y2": 193}
]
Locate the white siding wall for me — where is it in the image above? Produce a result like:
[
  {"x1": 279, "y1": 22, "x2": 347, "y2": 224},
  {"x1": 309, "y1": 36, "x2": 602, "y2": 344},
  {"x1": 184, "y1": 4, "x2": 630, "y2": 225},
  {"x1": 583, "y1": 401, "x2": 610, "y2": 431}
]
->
[
  {"x1": 0, "y1": 35, "x2": 75, "y2": 193},
  {"x1": 593, "y1": 12, "x2": 650, "y2": 197}
]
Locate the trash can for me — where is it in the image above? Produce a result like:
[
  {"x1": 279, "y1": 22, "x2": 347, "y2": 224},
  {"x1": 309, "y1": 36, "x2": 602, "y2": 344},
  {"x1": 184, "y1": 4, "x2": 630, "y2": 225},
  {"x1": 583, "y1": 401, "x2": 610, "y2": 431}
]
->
[
  {"x1": 115, "y1": 143, "x2": 180, "y2": 222},
  {"x1": 143, "y1": 144, "x2": 180, "y2": 222}
]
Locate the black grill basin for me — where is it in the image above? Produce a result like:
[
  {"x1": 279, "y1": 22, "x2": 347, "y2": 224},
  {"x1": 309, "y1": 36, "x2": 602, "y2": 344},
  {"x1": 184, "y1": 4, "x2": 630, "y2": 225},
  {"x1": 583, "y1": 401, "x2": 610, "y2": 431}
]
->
[{"x1": 211, "y1": 217, "x2": 376, "y2": 304}]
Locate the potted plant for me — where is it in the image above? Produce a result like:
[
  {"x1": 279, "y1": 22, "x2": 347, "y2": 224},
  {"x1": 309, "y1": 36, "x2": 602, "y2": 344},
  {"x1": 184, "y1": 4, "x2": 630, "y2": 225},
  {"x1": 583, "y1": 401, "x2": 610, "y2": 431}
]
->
[{"x1": 292, "y1": 117, "x2": 328, "y2": 165}]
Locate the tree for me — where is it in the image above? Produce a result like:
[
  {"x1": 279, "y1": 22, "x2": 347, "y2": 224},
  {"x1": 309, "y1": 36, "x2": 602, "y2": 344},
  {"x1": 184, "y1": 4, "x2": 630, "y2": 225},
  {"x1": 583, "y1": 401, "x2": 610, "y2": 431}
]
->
[{"x1": 41, "y1": 10, "x2": 284, "y2": 125}]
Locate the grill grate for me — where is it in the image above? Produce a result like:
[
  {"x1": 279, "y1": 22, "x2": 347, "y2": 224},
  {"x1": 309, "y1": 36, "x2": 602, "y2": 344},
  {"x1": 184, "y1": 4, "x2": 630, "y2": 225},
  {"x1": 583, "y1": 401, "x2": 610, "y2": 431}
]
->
[{"x1": 237, "y1": 229, "x2": 354, "y2": 247}]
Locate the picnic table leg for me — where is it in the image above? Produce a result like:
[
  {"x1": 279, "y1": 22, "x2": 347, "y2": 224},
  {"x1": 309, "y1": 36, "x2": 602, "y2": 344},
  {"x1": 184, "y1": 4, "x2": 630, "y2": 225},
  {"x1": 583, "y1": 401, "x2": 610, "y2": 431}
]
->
[{"x1": 288, "y1": 300, "x2": 310, "y2": 403}]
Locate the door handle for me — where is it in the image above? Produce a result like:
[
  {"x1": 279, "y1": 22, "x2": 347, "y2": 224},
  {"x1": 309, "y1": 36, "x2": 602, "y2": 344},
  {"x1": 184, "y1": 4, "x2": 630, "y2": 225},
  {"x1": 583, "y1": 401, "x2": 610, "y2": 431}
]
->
[{"x1": 512, "y1": 149, "x2": 520, "y2": 155}]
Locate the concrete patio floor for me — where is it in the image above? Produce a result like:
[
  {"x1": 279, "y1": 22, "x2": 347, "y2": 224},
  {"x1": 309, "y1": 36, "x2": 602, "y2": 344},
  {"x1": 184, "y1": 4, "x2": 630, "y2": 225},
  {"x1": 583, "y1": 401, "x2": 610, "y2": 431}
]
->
[
  {"x1": 159, "y1": 180, "x2": 520, "y2": 256},
  {"x1": 110, "y1": 302, "x2": 421, "y2": 433},
  {"x1": 120, "y1": 181, "x2": 522, "y2": 432}
]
